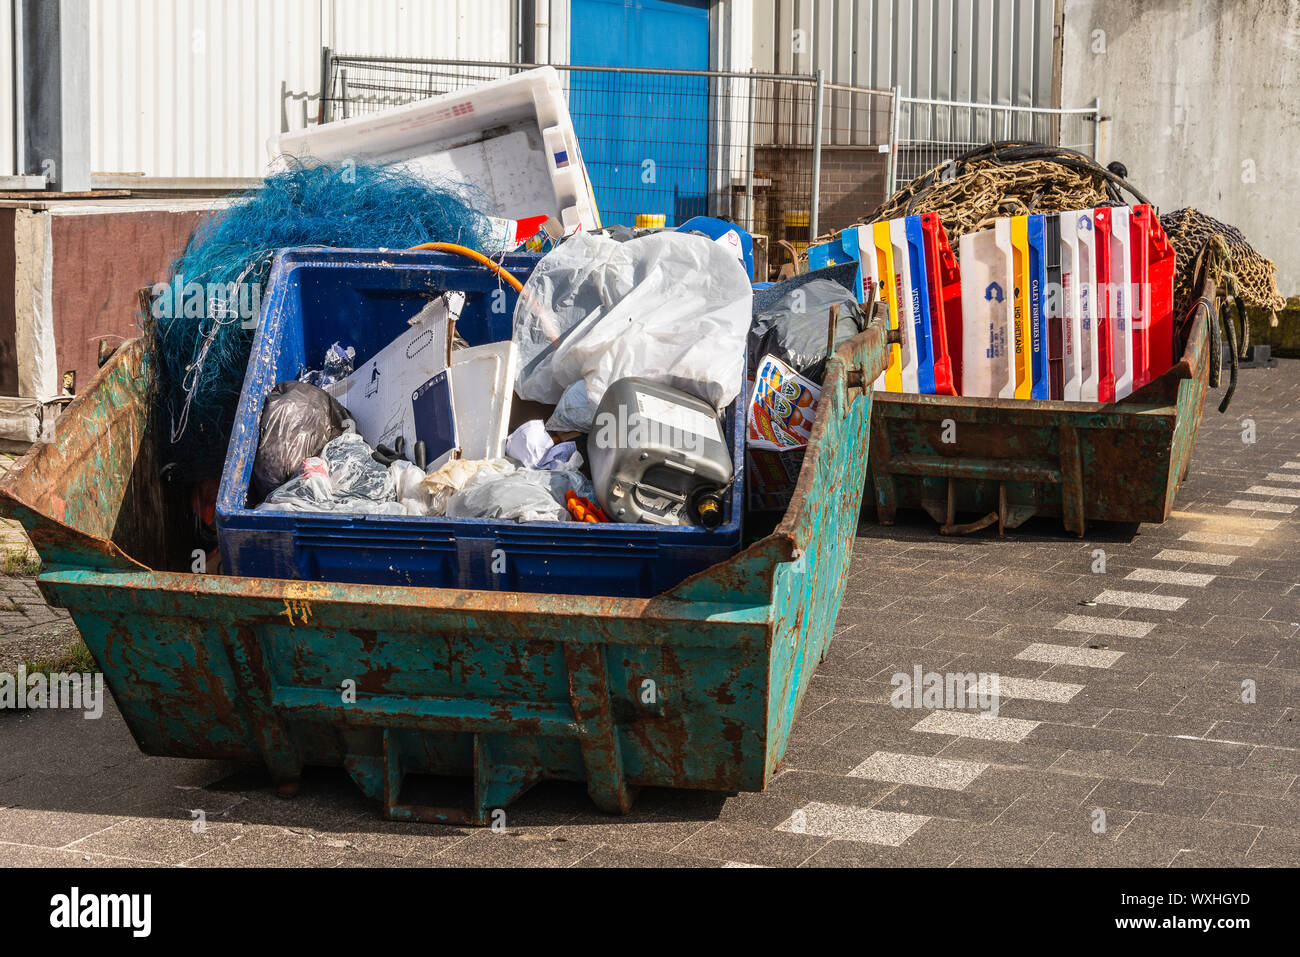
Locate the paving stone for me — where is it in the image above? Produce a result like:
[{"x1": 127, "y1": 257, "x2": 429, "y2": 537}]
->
[
  {"x1": 673, "y1": 821, "x2": 828, "y2": 866},
  {"x1": 1016, "y1": 642, "x2": 1124, "y2": 668},
  {"x1": 776, "y1": 801, "x2": 930, "y2": 845},
  {"x1": 912, "y1": 710, "x2": 1040, "y2": 742},
  {"x1": 1084, "y1": 779, "x2": 1219, "y2": 817},
  {"x1": 849, "y1": 751, "x2": 989, "y2": 791}
]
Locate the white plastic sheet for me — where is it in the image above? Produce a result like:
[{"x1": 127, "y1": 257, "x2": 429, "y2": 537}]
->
[
  {"x1": 512, "y1": 230, "x2": 752, "y2": 432},
  {"x1": 257, "y1": 432, "x2": 395, "y2": 513},
  {"x1": 445, "y1": 469, "x2": 594, "y2": 524},
  {"x1": 420, "y1": 458, "x2": 517, "y2": 515}
]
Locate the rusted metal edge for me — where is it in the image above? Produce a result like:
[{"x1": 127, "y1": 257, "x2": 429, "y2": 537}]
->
[
  {"x1": 36, "y1": 568, "x2": 773, "y2": 649},
  {"x1": 774, "y1": 316, "x2": 890, "y2": 549}
]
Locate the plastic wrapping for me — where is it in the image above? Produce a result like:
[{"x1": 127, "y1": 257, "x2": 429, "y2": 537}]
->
[
  {"x1": 390, "y1": 460, "x2": 435, "y2": 516},
  {"x1": 257, "y1": 432, "x2": 395, "y2": 513},
  {"x1": 748, "y1": 276, "x2": 864, "y2": 384},
  {"x1": 299, "y1": 341, "x2": 356, "y2": 388},
  {"x1": 538, "y1": 441, "x2": 580, "y2": 471},
  {"x1": 513, "y1": 230, "x2": 752, "y2": 431},
  {"x1": 505, "y1": 419, "x2": 553, "y2": 468},
  {"x1": 251, "y1": 381, "x2": 351, "y2": 499},
  {"x1": 420, "y1": 458, "x2": 517, "y2": 515},
  {"x1": 445, "y1": 468, "x2": 594, "y2": 523}
]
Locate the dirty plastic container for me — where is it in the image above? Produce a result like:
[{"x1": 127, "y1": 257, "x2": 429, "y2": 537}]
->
[
  {"x1": 215, "y1": 248, "x2": 745, "y2": 598},
  {"x1": 272, "y1": 66, "x2": 601, "y2": 237}
]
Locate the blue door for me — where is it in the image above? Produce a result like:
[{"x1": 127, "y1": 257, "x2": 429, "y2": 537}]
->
[{"x1": 568, "y1": 0, "x2": 710, "y2": 227}]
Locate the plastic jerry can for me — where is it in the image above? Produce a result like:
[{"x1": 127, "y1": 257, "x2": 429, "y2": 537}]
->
[
  {"x1": 1024, "y1": 214, "x2": 1051, "y2": 400},
  {"x1": 1108, "y1": 206, "x2": 1135, "y2": 400},
  {"x1": 589, "y1": 377, "x2": 733, "y2": 526},
  {"x1": 1092, "y1": 208, "x2": 1116, "y2": 403},
  {"x1": 1130, "y1": 204, "x2": 1177, "y2": 387},
  {"x1": 1009, "y1": 216, "x2": 1034, "y2": 398},
  {"x1": 889, "y1": 218, "x2": 921, "y2": 392},
  {"x1": 1045, "y1": 213, "x2": 1065, "y2": 400},
  {"x1": 1071, "y1": 210, "x2": 1100, "y2": 401},
  {"x1": 853, "y1": 227, "x2": 887, "y2": 391},
  {"x1": 1056, "y1": 210, "x2": 1087, "y2": 401}
]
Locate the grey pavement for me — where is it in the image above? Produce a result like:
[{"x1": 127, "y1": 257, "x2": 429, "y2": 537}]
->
[{"x1": 1, "y1": 362, "x2": 1298, "y2": 867}]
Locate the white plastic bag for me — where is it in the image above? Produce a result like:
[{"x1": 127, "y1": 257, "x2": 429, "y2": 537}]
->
[
  {"x1": 513, "y1": 230, "x2": 752, "y2": 431},
  {"x1": 257, "y1": 432, "x2": 395, "y2": 513},
  {"x1": 505, "y1": 419, "x2": 554, "y2": 468},
  {"x1": 389, "y1": 460, "x2": 435, "y2": 516},
  {"x1": 445, "y1": 469, "x2": 594, "y2": 523},
  {"x1": 420, "y1": 457, "x2": 516, "y2": 515}
]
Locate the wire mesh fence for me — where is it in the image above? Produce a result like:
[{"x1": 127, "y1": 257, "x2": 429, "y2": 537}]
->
[
  {"x1": 320, "y1": 55, "x2": 894, "y2": 279},
  {"x1": 891, "y1": 96, "x2": 1103, "y2": 185},
  {"x1": 318, "y1": 56, "x2": 1098, "y2": 270}
]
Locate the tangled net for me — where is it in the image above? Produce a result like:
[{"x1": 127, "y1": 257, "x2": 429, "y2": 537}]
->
[
  {"x1": 147, "y1": 158, "x2": 494, "y2": 481},
  {"x1": 849, "y1": 142, "x2": 1146, "y2": 245},
  {"x1": 832, "y1": 142, "x2": 1284, "y2": 329},
  {"x1": 816, "y1": 141, "x2": 1290, "y2": 413},
  {"x1": 1161, "y1": 208, "x2": 1286, "y2": 323}
]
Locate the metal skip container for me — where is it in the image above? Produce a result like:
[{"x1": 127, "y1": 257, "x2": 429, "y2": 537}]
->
[
  {"x1": 867, "y1": 303, "x2": 1213, "y2": 536},
  {"x1": 0, "y1": 321, "x2": 889, "y2": 824}
]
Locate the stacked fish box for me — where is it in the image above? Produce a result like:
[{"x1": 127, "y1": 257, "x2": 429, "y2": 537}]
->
[{"x1": 809, "y1": 206, "x2": 1177, "y2": 403}]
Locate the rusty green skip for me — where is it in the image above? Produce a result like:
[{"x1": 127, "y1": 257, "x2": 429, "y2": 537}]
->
[
  {"x1": 868, "y1": 302, "x2": 1212, "y2": 536},
  {"x1": 0, "y1": 320, "x2": 891, "y2": 824}
]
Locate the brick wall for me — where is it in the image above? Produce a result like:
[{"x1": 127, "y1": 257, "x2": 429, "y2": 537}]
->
[{"x1": 752, "y1": 145, "x2": 890, "y2": 276}]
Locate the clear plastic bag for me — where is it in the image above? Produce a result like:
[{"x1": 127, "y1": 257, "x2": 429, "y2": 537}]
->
[
  {"x1": 420, "y1": 458, "x2": 516, "y2": 515},
  {"x1": 513, "y1": 230, "x2": 752, "y2": 431},
  {"x1": 299, "y1": 341, "x2": 356, "y2": 388},
  {"x1": 257, "y1": 432, "x2": 395, "y2": 513},
  {"x1": 445, "y1": 468, "x2": 594, "y2": 523}
]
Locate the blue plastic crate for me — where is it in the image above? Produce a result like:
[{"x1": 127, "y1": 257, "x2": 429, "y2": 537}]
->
[{"x1": 216, "y1": 248, "x2": 745, "y2": 598}]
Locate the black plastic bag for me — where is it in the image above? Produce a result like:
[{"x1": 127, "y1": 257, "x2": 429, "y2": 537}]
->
[
  {"x1": 251, "y1": 381, "x2": 352, "y2": 500},
  {"x1": 748, "y1": 264, "x2": 865, "y2": 383}
]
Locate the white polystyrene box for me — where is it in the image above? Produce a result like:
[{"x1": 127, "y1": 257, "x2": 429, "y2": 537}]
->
[{"x1": 270, "y1": 67, "x2": 601, "y2": 239}]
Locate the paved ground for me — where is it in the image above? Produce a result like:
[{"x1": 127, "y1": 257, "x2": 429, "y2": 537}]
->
[
  {"x1": 0, "y1": 453, "x2": 77, "y2": 672},
  {"x1": 1, "y1": 362, "x2": 1298, "y2": 867}
]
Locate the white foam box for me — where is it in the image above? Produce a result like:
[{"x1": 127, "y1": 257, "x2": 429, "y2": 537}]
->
[{"x1": 270, "y1": 67, "x2": 601, "y2": 238}]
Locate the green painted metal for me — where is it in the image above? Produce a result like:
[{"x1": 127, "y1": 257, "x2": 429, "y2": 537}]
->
[
  {"x1": 867, "y1": 306, "x2": 1212, "y2": 536},
  {"x1": 0, "y1": 324, "x2": 889, "y2": 823}
]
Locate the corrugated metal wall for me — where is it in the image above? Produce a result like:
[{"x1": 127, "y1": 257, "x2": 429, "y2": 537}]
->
[
  {"x1": 752, "y1": 0, "x2": 1057, "y2": 106},
  {"x1": 0, "y1": 0, "x2": 514, "y2": 179},
  {"x1": 0, "y1": 2, "x2": 13, "y2": 177}
]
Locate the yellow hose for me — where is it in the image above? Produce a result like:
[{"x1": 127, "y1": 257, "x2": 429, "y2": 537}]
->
[{"x1": 408, "y1": 242, "x2": 525, "y2": 293}]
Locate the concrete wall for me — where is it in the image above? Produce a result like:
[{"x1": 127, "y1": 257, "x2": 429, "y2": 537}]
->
[{"x1": 1062, "y1": 0, "x2": 1300, "y2": 297}]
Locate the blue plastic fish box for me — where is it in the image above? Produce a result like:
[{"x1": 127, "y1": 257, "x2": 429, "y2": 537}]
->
[{"x1": 216, "y1": 248, "x2": 745, "y2": 598}]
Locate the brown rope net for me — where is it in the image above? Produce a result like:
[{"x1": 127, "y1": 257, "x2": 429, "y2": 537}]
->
[{"x1": 820, "y1": 142, "x2": 1285, "y2": 324}]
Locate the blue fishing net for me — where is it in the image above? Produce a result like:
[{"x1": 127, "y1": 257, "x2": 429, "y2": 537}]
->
[{"x1": 148, "y1": 158, "x2": 494, "y2": 480}]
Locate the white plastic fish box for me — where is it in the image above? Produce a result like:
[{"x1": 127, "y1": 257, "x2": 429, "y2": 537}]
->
[{"x1": 270, "y1": 66, "x2": 601, "y2": 238}]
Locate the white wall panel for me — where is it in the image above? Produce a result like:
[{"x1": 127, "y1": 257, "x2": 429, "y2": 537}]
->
[
  {"x1": 0, "y1": 1, "x2": 13, "y2": 177},
  {"x1": 752, "y1": 0, "x2": 1060, "y2": 105},
  {"x1": 81, "y1": 0, "x2": 512, "y2": 179}
]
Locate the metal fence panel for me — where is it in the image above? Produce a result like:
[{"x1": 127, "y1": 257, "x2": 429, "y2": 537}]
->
[
  {"x1": 321, "y1": 56, "x2": 894, "y2": 277},
  {"x1": 891, "y1": 95, "x2": 1103, "y2": 186}
]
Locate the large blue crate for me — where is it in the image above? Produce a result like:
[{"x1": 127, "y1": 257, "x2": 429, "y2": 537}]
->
[{"x1": 216, "y1": 248, "x2": 745, "y2": 598}]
